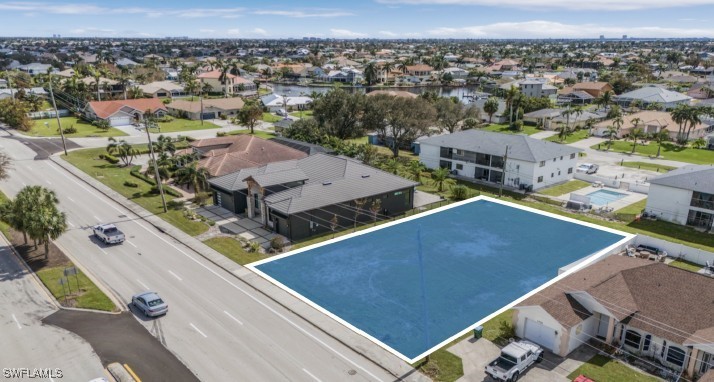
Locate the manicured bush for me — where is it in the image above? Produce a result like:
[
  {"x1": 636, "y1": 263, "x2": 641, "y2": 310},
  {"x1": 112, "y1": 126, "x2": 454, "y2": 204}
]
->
[
  {"x1": 156, "y1": 115, "x2": 174, "y2": 122},
  {"x1": 62, "y1": 125, "x2": 77, "y2": 134},
  {"x1": 449, "y1": 184, "x2": 470, "y2": 201},
  {"x1": 123, "y1": 180, "x2": 138, "y2": 188},
  {"x1": 101, "y1": 153, "x2": 119, "y2": 164},
  {"x1": 270, "y1": 236, "x2": 285, "y2": 251},
  {"x1": 216, "y1": 131, "x2": 227, "y2": 137},
  {"x1": 167, "y1": 200, "x2": 185, "y2": 210}
]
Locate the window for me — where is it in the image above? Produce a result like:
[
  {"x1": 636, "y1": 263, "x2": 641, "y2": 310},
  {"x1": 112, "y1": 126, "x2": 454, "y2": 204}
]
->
[
  {"x1": 560, "y1": 156, "x2": 563, "y2": 160},
  {"x1": 539, "y1": 161, "x2": 545, "y2": 167},
  {"x1": 553, "y1": 158, "x2": 556, "y2": 162},
  {"x1": 624, "y1": 330, "x2": 642, "y2": 349},
  {"x1": 666, "y1": 346, "x2": 686, "y2": 367},
  {"x1": 558, "y1": 171, "x2": 561, "y2": 176},
  {"x1": 551, "y1": 173, "x2": 554, "y2": 178},
  {"x1": 642, "y1": 335, "x2": 652, "y2": 352},
  {"x1": 568, "y1": 168, "x2": 573, "y2": 174},
  {"x1": 570, "y1": 153, "x2": 576, "y2": 159},
  {"x1": 537, "y1": 176, "x2": 543, "y2": 183},
  {"x1": 456, "y1": 163, "x2": 463, "y2": 170}
]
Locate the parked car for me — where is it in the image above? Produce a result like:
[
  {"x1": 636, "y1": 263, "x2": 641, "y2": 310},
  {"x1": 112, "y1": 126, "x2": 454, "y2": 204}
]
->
[
  {"x1": 274, "y1": 108, "x2": 288, "y2": 117},
  {"x1": 576, "y1": 163, "x2": 599, "y2": 174},
  {"x1": 131, "y1": 291, "x2": 168, "y2": 317},
  {"x1": 92, "y1": 224, "x2": 125, "y2": 244},
  {"x1": 485, "y1": 340, "x2": 543, "y2": 382}
]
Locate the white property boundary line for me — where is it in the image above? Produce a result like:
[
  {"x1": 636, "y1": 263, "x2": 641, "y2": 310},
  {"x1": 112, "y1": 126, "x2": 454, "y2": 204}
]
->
[{"x1": 248, "y1": 195, "x2": 636, "y2": 364}]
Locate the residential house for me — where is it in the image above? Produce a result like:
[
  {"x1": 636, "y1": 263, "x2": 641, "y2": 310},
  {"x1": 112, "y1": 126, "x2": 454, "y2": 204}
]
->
[
  {"x1": 198, "y1": 70, "x2": 256, "y2": 95},
  {"x1": 688, "y1": 82, "x2": 714, "y2": 99},
  {"x1": 563, "y1": 82, "x2": 613, "y2": 98},
  {"x1": 645, "y1": 165, "x2": 714, "y2": 231},
  {"x1": 84, "y1": 98, "x2": 167, "y2": 126},
  {"x1": 80, "y1": 76, "x2": 124, "y2": 98},
  {"x1": 615, "y1": 85, "x2": 692, "y2": 110},
  {"x1": 116, "y1": 58, "x2": 139, "y2": 67},
  {"x1": 167, "y1": 97, "x2": 244, "y2": 120},
  {"x1": 320, "y1": 69, "x2": 363, "y2": 84},
  {"x1": 17, "y1": 63, "x2": 53, "y2": 75},
  {"x1": 517, "y1": 79, "x2": 558, "y2": 98},
  {"x1": 405, "y1": 64, "x2": 434, "y2": 78},
  {"x1": 418, "y1": 130, "x2": 581, "y2": 191},
  {"x1": 514, "y1": 255, "x2": 714, "y2": 379},
  {"x1": 208, "y1": 153, "x2": 418, "y2": 241},
  {"x1": 137, "y1": 81, "x2": 187, "y2": 98},
  {"x1": 270, "y1": 137, "x2": 335, "y2": 156},
  {"x1": 0, "y1": 87, "x2": 47, "y2": 100},
  {"x1": 441, "y1": 67, "x2": 469, "y2": 79},
  {"x1": 592, "y1": 111, "x2": 712, "y2": 141},
  {"x1": 260, "y1": 94, "x2": 312, "y2": 112},
  {"x1": 557, "y1": 91, "x2": 595, "y2": 105},
  {"x1": 472, "y1": 97, "x2": 508, "y2": 124},
  {"x1": 0, "y1": 78, "x2": 6, "y2": 88},
  {"x1": 183, "y1": 135, "x2": 307, "y2": 178},
  {"x1": 523, "y1": 108, "x2": 602, "y2": 130}
]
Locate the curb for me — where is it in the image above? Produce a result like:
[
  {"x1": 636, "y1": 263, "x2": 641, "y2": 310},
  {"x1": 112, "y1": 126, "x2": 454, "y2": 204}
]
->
[{"x1": 50, "y1": 153, "x2": 424, "y2": 381}]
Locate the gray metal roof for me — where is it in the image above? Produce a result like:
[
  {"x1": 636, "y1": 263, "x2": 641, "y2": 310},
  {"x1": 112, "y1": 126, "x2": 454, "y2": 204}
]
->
[
  {"x1": 271, "y1": 137, "x2": 334, "y2": 155},
  {"x1": 648, "y1": 165, "x2": 714, "y2": 193},
  {"x1": 209, "y1": 153, "x2": 418, "y2": 215},
  {"x1": 616, "y1": 85, "x2": 692, "y2": 104},
  {"x1": 418, "y1": 129, "x2": 581, "y2": 162}
]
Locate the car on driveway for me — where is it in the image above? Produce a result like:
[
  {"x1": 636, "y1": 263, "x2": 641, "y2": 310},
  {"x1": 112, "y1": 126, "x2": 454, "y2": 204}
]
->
[
  {"x1": 132, "y1": 292, "x2": 168, "y2": 317},
  {"x1": 576, "y1": 163, "x2": 599, "y2": 174},
  {"x1": 92, "y1": 224, "x2": 125, "y2": 244},
  {"x1": 485, "y1": 340, "x2": 543, "y2": 381}
]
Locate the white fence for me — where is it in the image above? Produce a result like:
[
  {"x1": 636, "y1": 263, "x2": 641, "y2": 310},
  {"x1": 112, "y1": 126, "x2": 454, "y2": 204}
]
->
[
  {"x1": 635, "y1": 234, "x2": 714, "y2": 266},
  {"x1": 27, "y1": 110, "x2": 70, "y2": 119},
  {"x1": 628, "y1": 182, "x2": 650, "y2": 194},
  {"x1": 574, "y1": 173, "x2": 621, "y2": 188}
]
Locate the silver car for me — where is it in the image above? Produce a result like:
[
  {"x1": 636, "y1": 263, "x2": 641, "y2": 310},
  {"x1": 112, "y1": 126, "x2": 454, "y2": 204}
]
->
[{"x1": 131, "y1": 291, "x2": 168, "y2": 317}]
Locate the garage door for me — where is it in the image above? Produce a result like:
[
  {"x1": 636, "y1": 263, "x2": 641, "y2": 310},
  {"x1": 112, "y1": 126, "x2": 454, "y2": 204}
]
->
[
  {"x1": 524, "y1": 318, "x2": 558, "y2": 353},
  {"x1": 215, "y1": 191, "x2": 234, "y2": 212},
  {"x1": 110, "y1": 116, "x2": 132, "y2": 126}
]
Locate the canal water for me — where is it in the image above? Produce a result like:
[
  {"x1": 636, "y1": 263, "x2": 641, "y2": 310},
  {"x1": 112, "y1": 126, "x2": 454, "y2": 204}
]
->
[{"x1": 268, "y1": 83, "x2": 483, "y2": 104}]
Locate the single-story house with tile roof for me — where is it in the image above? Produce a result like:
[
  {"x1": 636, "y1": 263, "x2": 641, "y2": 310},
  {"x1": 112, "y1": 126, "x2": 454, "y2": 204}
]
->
[
  {"x1": 592, "y1": 110, "x2": 712, "y2": 141},
  {"x1": 208, "y1": 153, "x2": 417, "y2": 240},
  {"x1": 645, "y1": 165, "x2": 714, "y2": 231},
  {"x1": 186, "y1": 135, "x2": 307, "y2": 177},
  {"x1": 565, "y1": 82, "x2": 613, "y2": 98},
  {"x1": 0, "y1": 87, "x2": 48, "y2": 100},
  {"x1": 615, "y1": 85, "x2": 692, "y2": 110},
  {"x1": 137, "y1": 81, "x2": 187, "y2": 98},
  {"x1": 167, "y1": 97, "x2": 244, "y2": 120},
  {"x1": 198, "y1": 70, "x2": 256, "y2": 95},
  {"x1": 260, "y1": 94, "x2": 312, "y2": 112},
  {"x1": 524, "y1": 108, "x2": 603, "y2": 130},
  {"x1": 418, "y1": 129, "x2": 581, "y2": 191},
  {"x1": 84, "y1": 98, "x2": 167, "y2": 126},
  {"x1": 514, "y1": 255, "x2": 714, "y2": 379}
]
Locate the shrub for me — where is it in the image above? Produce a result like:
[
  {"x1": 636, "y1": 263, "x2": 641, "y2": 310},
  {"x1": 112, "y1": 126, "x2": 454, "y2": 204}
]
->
[
  {"x1": 167, "y1": 200, "x2": 185, "y2": 210},
  {"x1": 270, "y1": 236, "x2": 285, "y2": 251},
  {"x1": 157, "y1": 115, "x2": 173, "y2": 122},
  {"x1": 62, "y1": 125, "x2": 77, "y2": 134},
  {"x1": 498, "y1": 320, "x2": 516, "y2": 342},
  {"x1": 102, "y1": 153, "x2": 119, "y2": 164},
  {"x1": 123, "y1": 180, "x2": 138, "y2": 188},
  {"x1": 216, "y1": 131, "x2": 227, "y2": 137},
  {"x1": 184, "y1": 136, "x2": 196, "y2": 142},
  {"x1": 193, "y1": 192, "x2": 212, "y2": 206},
  {"x1": 92, "y1": 119, "x2": 111, "y2": 131},
  {"x1": 219, "y1": 114, "x2": 228, "y2": 120},
  {"x1": 208, "y1": 220, "x2": 216, "y2": 226},
  {"x1": 248, "y1": 241, "x2": 261, "y2": 253},
  {"x1": 449, "y1": 184, "x2": 470, "y2": 201}
]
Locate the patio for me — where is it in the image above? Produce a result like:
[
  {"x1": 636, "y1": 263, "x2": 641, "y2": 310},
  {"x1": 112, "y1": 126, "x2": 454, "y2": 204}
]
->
[{"x1": 195, "y1": 205, "x2": 285, "y2": 249}]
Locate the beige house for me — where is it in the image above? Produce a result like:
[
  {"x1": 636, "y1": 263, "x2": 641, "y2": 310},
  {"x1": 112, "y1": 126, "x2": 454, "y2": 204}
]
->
[
  {"x1": 167, "y1": 97, "x2": 244, "y2": 120},
  {"x1": 198, "y1": 70, "x2": 256, "y2": 95},
  {"x1": 593, "y1": 110, "x2": 712, "y2": 141}
]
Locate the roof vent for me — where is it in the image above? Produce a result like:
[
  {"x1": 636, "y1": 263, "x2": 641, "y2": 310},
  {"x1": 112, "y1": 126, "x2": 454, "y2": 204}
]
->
[
  {"x1": 361, "y1": 174, "x2": 370, "y2": 178},
  {"x1": 322, "y1": 181, "x2": 332, "y2": 186}
]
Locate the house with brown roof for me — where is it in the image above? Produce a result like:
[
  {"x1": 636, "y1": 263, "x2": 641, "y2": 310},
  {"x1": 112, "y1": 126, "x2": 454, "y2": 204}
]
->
[
  {"x1": 84, "y1": 98, "x2": 167, "y2": 126},
  {"x1": 514, "y1": 255, "x2": 714, "y2": 378},
  {"x1": 405, "y1": 64, "x2": 434, "y2": 77},
  {"x1": 187, "y1": 135, "x2": 307, "y2": 177},
  {"x1": 592, "y1": 110, "x2": 711, "y2": 141},
  {"x1": 562, "y1": 82, "x2": 613, "y2": 98},
  {"x1": 167, "y1": 97, "x2": 244, "y2": 120}
]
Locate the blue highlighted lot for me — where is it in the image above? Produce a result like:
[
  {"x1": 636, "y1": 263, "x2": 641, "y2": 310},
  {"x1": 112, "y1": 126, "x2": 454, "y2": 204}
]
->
[{"x1": 254, "y1": 198, "x2": 626, "y2": 360}]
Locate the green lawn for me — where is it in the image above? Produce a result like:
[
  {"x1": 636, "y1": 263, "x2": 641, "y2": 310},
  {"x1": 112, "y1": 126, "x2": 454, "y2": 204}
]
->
[
  {"x1": 36, "y1": 266, "x2": 116, "y2": 311},
  {"x1": 546, "y1": 129, "x2": 591, "y2": 144},
  {"x1": 567, "y1": 355, "x2": 660, "y2": 382},
  {"x1": 345, "y1": 136, "x2": 419, "y2": 159},
  {"x1": 538, "y1": 180, "x2": 591, "y2": 197},
  {"x1": 593, "y1": 141, "x2": 714, "y2": 165},
  {"x1": 62, "y1": 147, "x2": 209, "y2": 236},
  {"x1": 0, "y1": 190, "x2": 11, "y2": 238},
  {"x1": 289, "y1": 110, "x2": 313, "y2": 118},
  {"x1": 202, "y1": 237, "x2": 266, "y2": 265},
  {"x1": 668, "y1": 259, "x2": 703, "y2": 273},
  {"x1": 614, "y1": 199, "x2": 647, "y2": 217},
  {"x1": 262, "y1": 112, "x2": 281, "y2": 123},
  {"x1": 481, "y1": 309, "x2": 514, "y2": 343},
  {"x1": 482, "y1": 123, "x2": 540, "y2": 135},
  {"x1": 150, "y1": 118, "x2": 220, "y2": 133},
  {"x1": 620, "y1": 161, "x2": 676, "y2": 173},
  {"x1": 29, "y1": 117, "x2": 126, "y2": 138},
  {"x1": 227, "y1": 129, "x2": 277, "y2": 140}
]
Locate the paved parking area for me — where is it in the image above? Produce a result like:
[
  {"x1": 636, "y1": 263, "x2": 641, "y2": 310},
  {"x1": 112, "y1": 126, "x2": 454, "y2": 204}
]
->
[{"x1": 195, "y1": 205, "x2": 282, "y2": 247}]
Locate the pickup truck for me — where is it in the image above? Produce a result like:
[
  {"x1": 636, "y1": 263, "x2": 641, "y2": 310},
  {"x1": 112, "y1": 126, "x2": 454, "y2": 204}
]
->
[
  {"x1": 485, "y1": 340, "x2": 543, "y2": 382},
  {"x1": 92, "y1": 224, "x2": 125, "y2": 244}
]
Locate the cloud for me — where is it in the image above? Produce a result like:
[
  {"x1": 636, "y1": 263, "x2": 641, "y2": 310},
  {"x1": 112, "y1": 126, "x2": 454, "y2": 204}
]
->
[
  {"x1": 379, "y1": 30, "x2": 398, "y2": 37},
  {"x1": 0, "y1": 2, "x2": 246, "y2": 17},
  {"x1": 252, "y1": 10, "x2": 353, "y2": 17},
  {"x1": 199, "y1": 29, "x2": 216, "y2": 33},
  {"x1": 330, "y1": 28, "x2": 366, "y2": 38},
  {"x1": 378, "y1": 30, "x2": 422, "y2": 38},
  {"x1": 376, "y1": 0, "x2": 714, "y2": 11},
  {"x1": 69, "y1": 27, "x2": 116, "y2": 36},
  {"x1": 226, "y1": 28, "x2": 240, "y2": 36},
  {"x1": 252, "y1": 28, "x2": 269, "y2": 36},
  {"x1": 427, "y1": 20, "x2": 714, "y2": 38}
]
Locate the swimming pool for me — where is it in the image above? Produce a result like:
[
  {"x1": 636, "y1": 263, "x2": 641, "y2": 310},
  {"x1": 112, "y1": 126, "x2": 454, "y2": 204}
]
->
[
  {"x1": 250, "y1": 196, "x2": 631, "y2": 362},
  {"x1": 587, "y1": 189, "x2": 627, "y2": 206}
]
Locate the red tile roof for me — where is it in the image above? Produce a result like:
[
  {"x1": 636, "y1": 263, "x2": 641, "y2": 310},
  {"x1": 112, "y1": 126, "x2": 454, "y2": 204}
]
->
[
  {"x1": 88, "y1": 98, "x2": 167, "y2": 119},
  {"x1": 198, "y1": 70, "x2": 236, "y2": 79}
]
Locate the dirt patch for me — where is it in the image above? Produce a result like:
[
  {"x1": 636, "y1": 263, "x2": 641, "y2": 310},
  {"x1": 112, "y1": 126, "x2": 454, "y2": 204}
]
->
[{"x1": 5, "y1": 226, "x2": 71, "y2": 271}]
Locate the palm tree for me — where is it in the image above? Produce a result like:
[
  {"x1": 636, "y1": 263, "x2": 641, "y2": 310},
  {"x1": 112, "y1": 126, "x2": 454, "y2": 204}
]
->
[
  {"x1": 685, "y1": 108, "x2": 702, "y2": 141},
  {"x1": 605, "y1": 125, "x2": 619, "y2": 151},
  {"x1": 155, "y1": 135, "x2": 176, "y2": 157},
  {"x1": 175, "y1": 161, "x2": 209, "y2": 193},
  {"x1": 653, "y1": 130, "x2": 669, "y2": 157},
  {"x1": 403, "y1": 160, "x2": 426, "y2": 184},
  {"x1": 382, "y1": 61, "x2": 394, "y2": 84},
  {"x1": 89, "y1": 66, "x2": 103, "y2": 101},
  {"x1": 596, "y1": 90, "x2": 613, "y2": 111},
  {"x1": 363, "y1": 62, "x2": 378, "y2": 86},
  {"x1": 505, "y1": 85, "x2": 520, "y2": 124},
  {"x1": 11, "y1": 186, "x2": 67, "y2": 258},
  {"x1": 381, "y1": 158, "x2": 401, "y2": 175},
  {"x1": 431, "y1": 167, "x2": 455, "y2": 193},
  {"x1": 483, "y1": 97, "x2": 499, "y2": 123},
  {"x1": 217, "y1": 60, "x2": 232, "y2": 98},
  {"x1": 670, "y1": 104, "x2": 690, "y2": 144},
  {"x1": 629, "y1": 127, "x2": 645, "y2": 154},
  {"x1": 106, "y1": 137, "x2": 139, "y2": 166}
]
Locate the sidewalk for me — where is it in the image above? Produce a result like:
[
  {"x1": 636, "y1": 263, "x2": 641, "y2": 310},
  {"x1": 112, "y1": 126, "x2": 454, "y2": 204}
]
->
[{"x1": 49, "y1": 153, "x2": 429, "y2": 382}]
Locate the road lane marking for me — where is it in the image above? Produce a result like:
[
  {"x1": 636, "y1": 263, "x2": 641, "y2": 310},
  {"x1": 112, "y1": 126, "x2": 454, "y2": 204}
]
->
[
  {"x1": 48, "y1": 162, "x2": 384, "y2": 381},
  {"x1": 190, "y1": 323, "x2": 207, "y2": 338},
  {"x1": 136, "y1": 279, "x2": 149, "y2": 290},
  {"x1": 67, "y1": 221, "x2": 75, "y2": 228},
  {"x1": 126, "y1": 240, "x2": 137, "y2": 248},
  {"x1": 168, "y1": 270, "x2": 182, "y2": 281},
  {"x1": 302, "y1": 369, "x2": 322, "y2": 382},
  {"x1": 92, "y1": 215, "x2": 101, "y2": 222},
  {"x1": 45, "y1": 180, "x2": 52, "y2": 185},
  {"x1": 21, "y1": 181, "x2": 26, "y2": 186},
  {"x1": 224, "y1": 310, "x2": 243, "y2": 325},
  {"x1": 11, "y1": 314, "x2": 21, "y2": 329},
  {"x1": 67, "y1": 197, "x2": 75, "y2": 203}
]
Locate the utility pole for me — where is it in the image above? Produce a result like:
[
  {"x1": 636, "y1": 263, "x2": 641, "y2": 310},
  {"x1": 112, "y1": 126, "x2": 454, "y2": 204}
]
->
[
  {"x1": 7, "y1": 72, "x2": 14, "y2": 104},
  {"x1": 48, "y1": 71, "x2": 68, "y2": 156},
  {"x1": 499, "y1": 145, "x2": 509, "y2": 197},
  {"x1": 199, "y1": 89, "x2": 204, "y2": 126},
  {"x1": 144, "y1": 114, "x2": 168, "y2": 213}
]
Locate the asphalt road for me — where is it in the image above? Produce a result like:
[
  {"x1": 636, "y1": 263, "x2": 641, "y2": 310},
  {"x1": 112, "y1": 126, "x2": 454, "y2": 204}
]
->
[
  {"x1": 0, "y1": 238, "x2": 106, "y2": 382},
  {"x1": 44, "y1": 310, "x2": 198, "y2": 382},
  {"x1": 0, "y1": 133, "x2": 395, "y2": 381}
]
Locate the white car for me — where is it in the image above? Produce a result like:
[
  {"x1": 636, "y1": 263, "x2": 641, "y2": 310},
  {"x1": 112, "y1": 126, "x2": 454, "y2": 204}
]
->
[
  {"x1": 576, "y1": 163, "x2": 599, "y2": 174},
  {"x1": 92, "y1": 223, "x2": 125, "y2": 244},
  {"x1": 485, "y1": 340, "x2": 543, "y2": 382}
]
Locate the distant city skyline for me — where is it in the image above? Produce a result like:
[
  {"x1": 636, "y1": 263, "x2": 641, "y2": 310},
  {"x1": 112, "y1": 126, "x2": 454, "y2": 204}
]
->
[{"x1": 0, "y1": 0, "x2": 713, "y2": 39}]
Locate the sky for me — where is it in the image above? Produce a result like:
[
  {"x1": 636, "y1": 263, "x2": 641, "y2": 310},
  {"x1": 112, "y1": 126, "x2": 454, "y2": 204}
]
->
[{"x1": 0, "y1": 0, "x2": 713, "y2": 39}]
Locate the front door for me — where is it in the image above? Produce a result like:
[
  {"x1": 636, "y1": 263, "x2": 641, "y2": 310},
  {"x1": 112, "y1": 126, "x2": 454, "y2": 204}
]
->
[
  {"x1": 253, "y1": 194, "x2": 261, "y2": 216},
  {"x1": 597, "y1": 313, "x2": 609, "y2": 339}
]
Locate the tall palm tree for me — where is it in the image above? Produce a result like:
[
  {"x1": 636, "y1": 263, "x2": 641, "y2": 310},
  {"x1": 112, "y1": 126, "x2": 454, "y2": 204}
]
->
[
  {"x1": 107, "y1": 137, "x2": 139, "y2": 166},
  {"x1": 363, "y1": 62, "x2": 378, "y2": 86},
  {"x1": 89, "y1": 66, "x2": 103, "y2": 101},
  {"x1": 483, "y1": 97, "x2": 499, "y2": 123},
  {"x1": 11, "y1": 186, "x2": 67, "y2": 258},
  {"x1": 629, "y1": 127, "x2": 645, "y2": 154},
  {"x1": 175, "y1": 161, "x2": 210, "y2": 193},
  {"x1": 402, "y1": 160, "x2": 426, "y2": 184},
  {"x1": 605, "y1": 125, "x2": 619, "y2": 151},
  {"x1": 596, "y1": 90, "x2": 613, "y2": 111},
  {"x1": 685, "y1": 108, "x2": 702, "y2": 141},
  {"x1": 670, "y1": 104, "x2": 689, "y2": 144},
  {"x1": 653, "y1": 130, "x2": 669, "y2": 157},
  {"x1": 431, "y1": 167, "x2": 455, "y2": 193},
  {"x1": 505, "y1": 85, "x2": 520, "y2": 124},
  {"x1": 382, "y1": 61, "x2": 394, "y2": 84}
]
